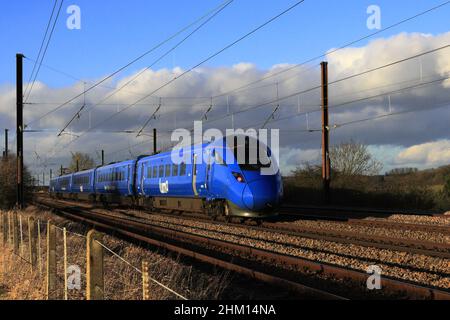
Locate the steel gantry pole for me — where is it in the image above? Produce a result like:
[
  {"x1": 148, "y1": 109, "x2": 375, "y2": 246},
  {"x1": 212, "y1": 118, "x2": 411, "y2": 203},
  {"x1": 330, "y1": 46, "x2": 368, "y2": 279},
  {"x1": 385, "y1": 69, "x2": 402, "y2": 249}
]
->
[
  {"x1": 4, "y1": 129, "x2": 8, "y2": 159},
  {"x1": 321, "y1": 61, "x2": 331, "y2": 204},
  {"x1": 16, "y1": 53, "x2": 25, "y2": 209},
  {"x1": 153, "y1": 128, "x2": 157, "y2": 155}
]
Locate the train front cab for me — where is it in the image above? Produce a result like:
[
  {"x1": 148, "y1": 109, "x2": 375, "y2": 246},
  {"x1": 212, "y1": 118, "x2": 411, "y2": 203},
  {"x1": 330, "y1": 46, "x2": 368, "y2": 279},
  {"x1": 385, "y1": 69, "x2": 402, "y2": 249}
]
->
[{"x1": 208, "y1": 135, "x2": 282, "y2": 219}]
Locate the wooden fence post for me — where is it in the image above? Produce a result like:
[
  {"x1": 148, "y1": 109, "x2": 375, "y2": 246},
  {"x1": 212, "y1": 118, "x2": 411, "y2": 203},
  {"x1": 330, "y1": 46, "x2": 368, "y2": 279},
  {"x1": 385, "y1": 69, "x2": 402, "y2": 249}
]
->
[
  {"x1": 19, "y1": 215, "x2": 24, "y2": 256},
  {"x1": 86, "y1": 229, "x2": 104, "y2": 300},
  {"x1": 13, "y1": 212, "x2": 19, "y2": 254},
  {"x1": 142, "y1": 261, "x2": 150, "y2": 300},
  {"x1": 37, "y1": 220, "x2": 42, "y2": 273},
  {"x1": 28, "y1": 217, "x2": 37, "y2": 270},
  {"x1": 8, "y1": 212, "x2": 12, "y2": 244},
  {"x1": 63, "y1": 227, "x2": 68, "y2": 300},
  {"x1": 46, "y1": 221, "x2": 57, "y2": 300},
  {"x1": 2, "y1": 212, "x2": 7, "y2": 247}
]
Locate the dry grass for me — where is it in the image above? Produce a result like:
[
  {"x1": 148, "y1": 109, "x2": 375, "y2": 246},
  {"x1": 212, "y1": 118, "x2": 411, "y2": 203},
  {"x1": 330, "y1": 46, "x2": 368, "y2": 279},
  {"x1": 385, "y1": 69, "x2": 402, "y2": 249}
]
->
[{"x1": 0, "y1": 206, "x2": 230, "y2": 300}]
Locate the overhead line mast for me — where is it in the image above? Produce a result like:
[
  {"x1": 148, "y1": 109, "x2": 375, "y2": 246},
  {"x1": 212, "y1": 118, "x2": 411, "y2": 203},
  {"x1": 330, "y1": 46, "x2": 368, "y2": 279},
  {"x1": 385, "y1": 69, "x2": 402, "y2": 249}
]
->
[{"x1": 16, "y1": 53, "x2": 25, "y2": 209}]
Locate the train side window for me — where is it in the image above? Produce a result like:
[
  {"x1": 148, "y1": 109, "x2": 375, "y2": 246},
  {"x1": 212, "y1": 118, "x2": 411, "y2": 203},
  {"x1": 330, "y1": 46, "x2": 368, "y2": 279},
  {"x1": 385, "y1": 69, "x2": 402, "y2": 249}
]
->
[
  {"x1": 165, "y1": 164, "x2": 171, "y2": 177},
  {"x1": 180, "y1": 162, "x2": 186, "y2": 176},
  {"x1": 159, "y1": 165, "x2": 164, "y2": 177},
  {"x1": 152, "y1": 166, "x2": 157, "y2": 178},
  {"x1": 173, "y1": 164, "x2": 179, "y2": 176},
  {"x1": 147, "y1": 167, "x2": 152, "y2": 178}
]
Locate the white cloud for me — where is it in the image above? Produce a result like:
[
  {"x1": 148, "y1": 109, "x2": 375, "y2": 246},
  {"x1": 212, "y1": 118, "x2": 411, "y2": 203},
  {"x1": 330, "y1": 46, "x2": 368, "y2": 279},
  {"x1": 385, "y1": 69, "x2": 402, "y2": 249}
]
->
[{"x1": 395, "y1": 140, "x2": 450, "y2": 168}]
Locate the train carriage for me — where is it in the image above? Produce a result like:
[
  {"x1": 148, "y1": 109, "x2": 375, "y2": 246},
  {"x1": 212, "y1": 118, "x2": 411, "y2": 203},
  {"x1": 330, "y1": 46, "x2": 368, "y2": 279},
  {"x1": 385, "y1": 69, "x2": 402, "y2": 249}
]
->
[
  {"x1": 71, "y1": 169, "x2": 96, "y2": 201},
  {"x1": 50, "y1": 174, "x2": 73, "y2": 199},
  {"x1": 49, "y1": 134, "x2": 283, "y2": 220},
  {"x1": 94, "y1": 160, "x2": 136, "y2": 205}
]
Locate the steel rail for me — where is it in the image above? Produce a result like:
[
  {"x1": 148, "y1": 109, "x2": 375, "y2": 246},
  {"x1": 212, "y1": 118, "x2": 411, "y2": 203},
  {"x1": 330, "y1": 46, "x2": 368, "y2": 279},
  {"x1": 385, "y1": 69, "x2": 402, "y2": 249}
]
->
[{"x1": 34, "y1": 197, "x2": 450, "y2": 300}]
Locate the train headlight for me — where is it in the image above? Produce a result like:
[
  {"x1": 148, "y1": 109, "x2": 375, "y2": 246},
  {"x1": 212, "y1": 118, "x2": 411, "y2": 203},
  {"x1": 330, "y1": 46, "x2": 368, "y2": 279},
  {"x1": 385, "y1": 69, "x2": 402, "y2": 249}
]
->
[{"x1": 232, "y1": 172, "x2": 245, "y2": 183}]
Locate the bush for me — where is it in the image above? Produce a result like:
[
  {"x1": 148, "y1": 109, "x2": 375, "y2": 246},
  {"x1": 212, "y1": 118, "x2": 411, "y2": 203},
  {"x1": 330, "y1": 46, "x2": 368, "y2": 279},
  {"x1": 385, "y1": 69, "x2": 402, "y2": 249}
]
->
[
  {"x1": 444, "y1": 175, "x2": 450, "y2": 198},
  {"x1": 0, "y1": 156, "x2": 32, "y2": 209}
]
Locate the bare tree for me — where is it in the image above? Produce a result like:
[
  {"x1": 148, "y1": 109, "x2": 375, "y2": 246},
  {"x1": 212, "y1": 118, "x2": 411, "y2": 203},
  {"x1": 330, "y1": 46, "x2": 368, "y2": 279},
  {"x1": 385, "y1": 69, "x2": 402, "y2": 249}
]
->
[
  {"x1": 330, "y1": 140, "x2": 383, "y2": 176},
  {"x1": 69, "y1": 152, "x2": 95, "y2": 172}
]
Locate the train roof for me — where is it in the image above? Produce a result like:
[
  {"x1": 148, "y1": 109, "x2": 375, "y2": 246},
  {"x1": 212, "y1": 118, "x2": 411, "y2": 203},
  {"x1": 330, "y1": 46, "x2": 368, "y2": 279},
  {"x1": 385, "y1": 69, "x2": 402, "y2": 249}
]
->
[
  {"x1": 72, "y1": 168, "x2": 95, "y2": 176},
  {"x1": 137, "y1": 142, "x2": 210, "y2": 163},
  {"x1": 96, "y1": 158, "x2": 136, "y2": 171}
]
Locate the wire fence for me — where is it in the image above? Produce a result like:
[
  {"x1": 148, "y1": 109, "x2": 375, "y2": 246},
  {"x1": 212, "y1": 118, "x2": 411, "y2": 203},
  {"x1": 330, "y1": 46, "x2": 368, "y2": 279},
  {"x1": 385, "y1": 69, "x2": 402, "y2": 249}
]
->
[{"x1": 0, "y1": 210, "x2": 190, "y2": 300}]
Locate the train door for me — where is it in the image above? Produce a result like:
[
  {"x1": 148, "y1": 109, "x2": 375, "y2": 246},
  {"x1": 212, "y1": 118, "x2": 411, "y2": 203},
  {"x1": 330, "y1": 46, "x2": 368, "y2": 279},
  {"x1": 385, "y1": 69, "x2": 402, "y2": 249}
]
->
[
  {"x1": 192, "y1": 153, "x2": 198, "y2": 196},
  {"x1": 127, "y1": 165, "x2": 131, "y2": 195},
  {"x1": 140, "y1": 163, "x2": 145, "y2": 195},
  {"x1": 205, "y1": 149, "x2": 213, "y2": 192}
]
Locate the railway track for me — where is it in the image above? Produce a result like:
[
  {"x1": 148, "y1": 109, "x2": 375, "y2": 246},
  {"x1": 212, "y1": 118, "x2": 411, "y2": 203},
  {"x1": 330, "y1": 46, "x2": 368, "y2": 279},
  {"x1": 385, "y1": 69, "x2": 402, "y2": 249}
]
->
[
  {"x1": 281, "y1": 204, "x2": 448, "y2": 218},
  {"x1": 114, "y1": 206, "x2": 450, "y2": 259},
  {"x1": 279, "y1": 207, "x2": 450, "y2": 235},
  {"x1": 33, "y1": 196, "x2": 450, "y2": 300}
]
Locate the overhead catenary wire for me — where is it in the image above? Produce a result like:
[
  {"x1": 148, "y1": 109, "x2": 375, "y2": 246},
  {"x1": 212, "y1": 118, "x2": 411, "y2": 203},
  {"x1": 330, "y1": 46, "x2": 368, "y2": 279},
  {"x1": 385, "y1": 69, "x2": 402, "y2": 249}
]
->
[
  {"x1": 180, "y1": 0, "x2": 450, "y2": 113},
  {"x1": 331, "y1": 99, "x2": 450, "y2": 130},
  {"x1": 145, "y1": 0, "x2": 450, "y2": 123},
  {"x1": 24, "y1": 0, "x2": 64, "y2": 103},
  {"x1": 26, "y1": 0, "x2": 449, "y2": 131},
  {"x1": 81, "y1": 0, "x2": 234, "y2": 124},
  {"x1": 23, "y1": 57, "x2": 213, "y2": 100},
  {"x1": 72, "y1": 44, "x2": 449, "y2": 139},
  {"x1": 98, "y1": 73, "x2": 450, "y2": 157},
  {"x1": 58, "y1": 0, "x2": 234, "y2": 137},
  {"x1": 254, "y1": 73, "x2": 450, "y2": 129},
  {"x1": 24, "y1": 0, "x2": 59, "y2": 98},
  {"x1": 88, "y1": 0, "x2": 307, "y2": 138},
  {"x1": 25, "y1": 0, "x2": 234, "y2": 128},
  {"x1": 38, "y1": 50, "x2": 450, "y2": 165},
  {"x1": 191, "y1": 45, "x2": 450, "y2": 129},
  {"x1": 27, "y1": 2, "x2": 450, "y2": 169},
  {"x1": 28, "y1": 0, "x2": 450, "y2": 134}
]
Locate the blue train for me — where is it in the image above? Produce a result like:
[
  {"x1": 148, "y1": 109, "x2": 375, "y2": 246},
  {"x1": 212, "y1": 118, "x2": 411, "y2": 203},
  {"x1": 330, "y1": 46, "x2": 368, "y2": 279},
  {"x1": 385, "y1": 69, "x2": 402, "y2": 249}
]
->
[{"x1": 49, "y1": 135, "x2": 283, "y2": 220}]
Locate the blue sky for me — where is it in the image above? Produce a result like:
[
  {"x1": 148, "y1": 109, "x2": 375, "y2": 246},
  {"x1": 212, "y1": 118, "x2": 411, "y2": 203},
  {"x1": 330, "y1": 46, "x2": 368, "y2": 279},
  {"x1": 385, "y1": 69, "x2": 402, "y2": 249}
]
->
[{"x1": 1, "y1": 0, "x2": 449, "y2": 87}]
